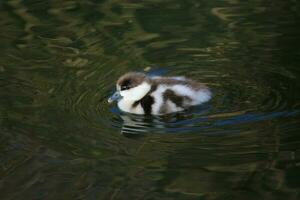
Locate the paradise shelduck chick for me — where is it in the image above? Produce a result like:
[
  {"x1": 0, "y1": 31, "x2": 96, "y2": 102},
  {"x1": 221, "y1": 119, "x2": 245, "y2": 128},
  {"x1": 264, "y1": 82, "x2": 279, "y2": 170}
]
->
[{"x1": 108, "y1": 72, "x2": 212, "y2": 115}]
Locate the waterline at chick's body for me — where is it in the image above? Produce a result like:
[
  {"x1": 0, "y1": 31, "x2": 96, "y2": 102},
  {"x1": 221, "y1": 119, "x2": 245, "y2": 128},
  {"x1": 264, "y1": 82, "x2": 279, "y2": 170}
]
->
[{"x1": 108, "y1": 72, "x2": 212, "y2": 115}]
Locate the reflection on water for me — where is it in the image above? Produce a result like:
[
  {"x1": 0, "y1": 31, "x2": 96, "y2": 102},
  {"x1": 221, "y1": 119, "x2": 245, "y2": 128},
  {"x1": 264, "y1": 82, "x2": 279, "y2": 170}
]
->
[{"x1": 1, "y1": 0, "x2": 300, "y2": 199}]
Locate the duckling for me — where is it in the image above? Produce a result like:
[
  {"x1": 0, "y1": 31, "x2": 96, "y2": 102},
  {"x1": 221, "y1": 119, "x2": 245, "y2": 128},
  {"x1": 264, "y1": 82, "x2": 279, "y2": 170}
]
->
[{"x1": 108, "y1": 72, "x2": 212, "y2": 115}]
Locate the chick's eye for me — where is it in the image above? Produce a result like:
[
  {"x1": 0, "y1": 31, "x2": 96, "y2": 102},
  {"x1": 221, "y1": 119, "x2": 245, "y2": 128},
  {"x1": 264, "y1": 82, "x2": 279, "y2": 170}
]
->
[{"x1": 121, "y1": 85, "x2": 130, "y2": 91}]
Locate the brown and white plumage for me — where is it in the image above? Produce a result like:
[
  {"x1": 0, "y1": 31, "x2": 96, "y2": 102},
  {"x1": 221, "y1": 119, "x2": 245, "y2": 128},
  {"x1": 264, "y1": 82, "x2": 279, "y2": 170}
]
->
[{"x1": 108, "y1": 72, "x2": 212, "y2": 115}]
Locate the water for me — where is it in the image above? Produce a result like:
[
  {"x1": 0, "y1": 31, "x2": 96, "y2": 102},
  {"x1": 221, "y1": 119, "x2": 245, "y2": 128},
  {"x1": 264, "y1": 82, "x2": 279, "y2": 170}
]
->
[{"x1": 1, "y1": 0, "x2": 300, "y2": 199}]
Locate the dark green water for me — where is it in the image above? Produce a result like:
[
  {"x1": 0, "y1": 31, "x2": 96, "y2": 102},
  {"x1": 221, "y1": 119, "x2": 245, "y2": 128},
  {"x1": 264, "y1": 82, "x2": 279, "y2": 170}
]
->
[{"x1": 1, "y1": 0, "x2": 300, "y2": 199}]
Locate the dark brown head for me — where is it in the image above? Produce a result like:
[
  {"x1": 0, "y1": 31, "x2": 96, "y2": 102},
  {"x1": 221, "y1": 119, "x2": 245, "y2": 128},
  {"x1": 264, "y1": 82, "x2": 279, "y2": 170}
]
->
[
  {"x1": 116, "y1": 72, "x2": 149, "y2": 91},
  {"x1": 107, "y1": 72, "x2": 151, "y2": 102}
]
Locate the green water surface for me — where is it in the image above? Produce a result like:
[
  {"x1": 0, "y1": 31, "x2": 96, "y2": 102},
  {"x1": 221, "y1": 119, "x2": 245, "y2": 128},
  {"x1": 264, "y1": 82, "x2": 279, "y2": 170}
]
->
[{"x1": 1, "y1": 0, "x2": 300, "y2": 199}]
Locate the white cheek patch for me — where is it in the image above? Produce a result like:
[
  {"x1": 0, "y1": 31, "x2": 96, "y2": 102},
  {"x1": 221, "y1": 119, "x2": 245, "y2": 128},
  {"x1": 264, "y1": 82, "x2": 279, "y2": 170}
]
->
[{"x1": 120, "y1": 82, "x2": 151, "y2": 101}]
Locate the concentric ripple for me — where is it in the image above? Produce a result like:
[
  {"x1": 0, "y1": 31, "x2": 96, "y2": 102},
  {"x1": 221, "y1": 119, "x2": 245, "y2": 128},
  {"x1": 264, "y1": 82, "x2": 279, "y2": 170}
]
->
[
  {"x1": 1, "y1": 0, "x2": 300, "y2": 199},
  {"x1": 63, "y1": 66, "x2": 299, "y2": 136}
]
